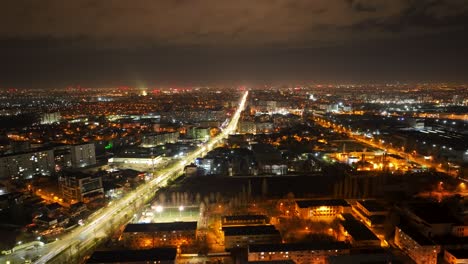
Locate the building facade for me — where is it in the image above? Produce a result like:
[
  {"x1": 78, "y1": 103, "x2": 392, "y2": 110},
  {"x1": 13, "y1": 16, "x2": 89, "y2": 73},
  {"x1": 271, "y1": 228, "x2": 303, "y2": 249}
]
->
[
  {"x1": 141, "y1": 132, "x2": 179, "y2": 147},
  {"x1": 70, "y1": 143, "x2": 96, "y2": 168},
  {"x1": 295, "y1": 199, "x2": 351, "y2": 221},
  {"x1": 0, "y1": 149, "x2": 55, "y2": 180},
  {"x1": 248, "y1": 242, "x2": 350, "y2": 264},
  {"x1": 352, "y1": 200, "x2": 387, "y2": 228},
  {"x1": 122, "y1": 222, "x2": 198, "y2": 249},
  {"x1": 222, "y1": 225, "x2": 281, "y2": 249},
  {"x1": 59, "y1": 174, "x2": 104, "y2": 203},
  {"x1": 86, "y1": 248, "x2": 177, "y2": 264},
  {"x1": 394, "y1": 225, "x2": 439, "y2": 264},
  {"x1": 222, "y1": 215, "x2": 269, "y2": 226}
]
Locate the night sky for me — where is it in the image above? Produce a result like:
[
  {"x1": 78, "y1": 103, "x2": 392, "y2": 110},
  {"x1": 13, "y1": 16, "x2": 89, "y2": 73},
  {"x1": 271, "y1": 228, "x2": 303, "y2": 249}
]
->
[{"x1": 1, "y1": 0, "x2": 468, "y2": 87}]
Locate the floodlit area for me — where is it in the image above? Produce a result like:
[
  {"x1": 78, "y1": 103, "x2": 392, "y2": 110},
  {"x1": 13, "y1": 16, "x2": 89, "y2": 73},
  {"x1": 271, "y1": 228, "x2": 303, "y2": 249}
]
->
[{"x1": 136, "y1": 205, "x2": 201, "y2": 224}]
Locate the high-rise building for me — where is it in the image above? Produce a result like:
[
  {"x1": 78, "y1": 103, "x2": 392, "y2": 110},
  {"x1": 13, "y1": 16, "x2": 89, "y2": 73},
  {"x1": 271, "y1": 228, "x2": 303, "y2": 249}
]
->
[
  {"x1": 188, "y1": 127, "x2": 210, "y2": 140},
  {"x1": 141, "y1": 132, "x2": 179, "y2": 147},
  {"x1": 0, "y1": 149, "x2": 55, "y2": 180},
  {"x1": 59, "y1": 173, "x2": 104, "y2": 203},
  {"x1": 40, "y1": 112, "x2": 61, "y2": 124},
  {"x1": 70, "y1": 143, "x2": 96, "y2": 168}
]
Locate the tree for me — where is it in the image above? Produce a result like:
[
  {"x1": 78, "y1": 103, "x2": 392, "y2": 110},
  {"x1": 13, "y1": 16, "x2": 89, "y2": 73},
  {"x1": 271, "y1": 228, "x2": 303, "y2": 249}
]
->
[
  {"x1": 261, "y1": 178, "x2": 268, "y2": 197},
  {"x1": 171, "y1": 192, "x2": 176, "y2": 205},
  {"x1": 158, "y1": 193, "x2": 166, "y2": 205}
]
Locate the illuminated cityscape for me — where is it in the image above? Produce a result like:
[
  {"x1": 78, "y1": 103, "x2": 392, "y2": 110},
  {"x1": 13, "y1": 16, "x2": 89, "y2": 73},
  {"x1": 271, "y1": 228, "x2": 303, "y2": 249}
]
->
[{"x1": 1, "y1": 1, "x2": 468, "y2": 264}]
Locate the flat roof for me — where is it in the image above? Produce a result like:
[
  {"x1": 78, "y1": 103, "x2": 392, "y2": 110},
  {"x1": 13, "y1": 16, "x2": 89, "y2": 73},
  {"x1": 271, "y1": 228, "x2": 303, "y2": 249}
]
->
[
  {"x1": 123, "y1": 221, "x2": 197, "y2": 233},
  {"x1": 223, "y1": 215, "x2": 267, "y2": 222},
  {"x1": 396, "y1": 224, "x2": 434, "y2": 246},
  {"x1": 357, "y1": 200, "x2": 386, "y2": 212},
  {"x1": 296, "y1": 199, "x2": 350, "y2": 208},
  {"x1": 432, "y1": 235, "x2": 468, "y2": 246},
  {"x1": 446, "y1": 249, "x2": 468, "y2": 259},
  {"x1": 407, "y1": 203, "x2": 460, "y2": 224},
  {"x1": 45, "y1": 202, "x2": 62, "y2": 211},
  {"x1": 341, "y1": 214, "x2": 379, "y2": 241},
  {"x1": 328, "y1": 252, "x2": 401, "y2": 264},
  {"x1": 249, "y1": 242, "x2": 349, "y2": 253},
  {"x1": 86, "y1": 248, "x2": 177, "y2": 263},
  {"x1": 222, "y1": 225, "x2": 280, "y2": 236}
]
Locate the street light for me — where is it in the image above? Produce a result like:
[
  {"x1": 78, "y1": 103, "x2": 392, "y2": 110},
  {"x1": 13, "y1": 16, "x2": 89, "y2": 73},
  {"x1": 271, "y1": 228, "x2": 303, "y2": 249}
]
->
[
  {"x1": 179, "y1": 205, "x2": 184, "y2": 217},
  {"x1": 156, "y1": 205, "x2": 163, "y2": 218},
  {"x1": 459, "y1": 182, "x2": 466, "y2": 191}
]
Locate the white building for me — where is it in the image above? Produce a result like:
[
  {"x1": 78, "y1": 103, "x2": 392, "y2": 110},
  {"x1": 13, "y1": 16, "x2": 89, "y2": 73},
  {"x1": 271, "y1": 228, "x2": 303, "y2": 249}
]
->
[
  {"x1": 40, "y1": 112, "x2": 61, "y2": 124},
  {"x1": 141, "y1": 132, "x2": 179, "y2": 147},
  {"x1": 394, "y1": 225, "x2": 439, "y2": 264},
  {"x1": 70, "y1": 143, "x2": 96, "y2": 168}
]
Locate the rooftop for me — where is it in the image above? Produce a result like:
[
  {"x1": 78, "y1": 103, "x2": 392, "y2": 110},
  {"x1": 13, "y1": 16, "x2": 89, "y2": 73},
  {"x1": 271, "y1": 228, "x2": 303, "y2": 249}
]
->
[
  {"x1": 248, "y1": 242, "x2": 349, "y2": 253},
  {"x1": 44, "y1": 202, "x2": 62, "y2": 211},
  {"x1": 407, "y1": 202, "x2": 460, "y2": 224},
  {"x1": 123, "y1": 221, "x2": 197, "y2": 233},
  {"x1": 296, "y1": 199, "x2": 350, "y2": 208},
  {"x1": 396, "y1": 224, "x2": 434, "y2": 246},
  {"x1": 446, "y1": 249, "x2": 468, "y2": 259},
  {"x1": 223, "y1": 214, "x2": 267, "y2": 222},
  {"x1": 70, "y1": 202, "x2": 86, "y2": 210},
  {"x1": 222, "y1": 225, "x2": 280, "y2": 236},
  {"x1": 341, "y1": 214, "x2": 379, "y2": 241},
  {"x1": 0, "y1": 147, "x2": 53, "y2": 158},
  {"x1": 86, "y1": 248, "x2": 177, "y2": 263},
  {"x1": 357, "y1": 200, "x2": 386, "y2": 213}
]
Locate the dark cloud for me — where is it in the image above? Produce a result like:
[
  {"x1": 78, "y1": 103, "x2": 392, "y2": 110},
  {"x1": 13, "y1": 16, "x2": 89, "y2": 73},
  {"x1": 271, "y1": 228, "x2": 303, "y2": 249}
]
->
[
  {"x1": 0, "y1": 1, "x2": 467, "y2": 86},
  {"x1": 352, "y1": 0, "x2": 468, "y2": 33},
  {"x1": 0, "y1": 0, "x2": 466, "y2": 47}
]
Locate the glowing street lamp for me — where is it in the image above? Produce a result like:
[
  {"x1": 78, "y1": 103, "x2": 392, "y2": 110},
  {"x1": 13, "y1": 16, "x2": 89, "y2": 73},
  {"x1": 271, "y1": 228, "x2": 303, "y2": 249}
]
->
[
  {"x1": 459, "y1": 182, "x2": 466, "y2": 191},
  {"x1": 156, "y1": 205, "x2": 163, "y2": 218},
  {"x1": 179, "y1": 205, "x2": 184, "y2": 217}
]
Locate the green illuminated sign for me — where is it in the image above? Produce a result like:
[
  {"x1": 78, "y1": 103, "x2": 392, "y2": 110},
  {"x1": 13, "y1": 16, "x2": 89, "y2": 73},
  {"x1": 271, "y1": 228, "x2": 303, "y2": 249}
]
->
[{"x1": 105, "y1": 142, "x2": 113, "y2": 150}]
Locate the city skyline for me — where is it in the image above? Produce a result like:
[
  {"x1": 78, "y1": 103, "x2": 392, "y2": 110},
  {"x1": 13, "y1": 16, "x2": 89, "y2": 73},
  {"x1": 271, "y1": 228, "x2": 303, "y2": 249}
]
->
[
  {"x1": 0, "y1": 1, "x2": 467, "y2": 264},
  {"x1": 1, "y1": 0, "x2": 468, "y2": 87}
]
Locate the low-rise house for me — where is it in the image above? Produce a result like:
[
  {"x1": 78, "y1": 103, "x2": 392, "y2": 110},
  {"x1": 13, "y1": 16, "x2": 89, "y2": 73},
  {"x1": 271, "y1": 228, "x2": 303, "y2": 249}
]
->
[
  {"x1": 222, "y1": 225, "x2": 281, "y2": 249},
  {"x1": 295, "y1": 199, "x2": 351, "y2": 221},
  {"x1": 340, "y1": 214, "x2": 381, "y2": 248},
  {"x1": 122, "y1": 222, "x2": 197, "y2": 249},
  {"x1": 394, "y1": 224, "x2": 440, "y2": 264},
  {"x1": 352, "y1": 200, "x2": 387, "y2": 227},
  {"x1": 86, "y1": 247, "x2": 177, "y2": 264},
  {"x1": 248, "y1": 242, "x2": 349, "y2": 264},
  {"x1": 222, "y1": 215, "x2": 269, "y2": 226}
]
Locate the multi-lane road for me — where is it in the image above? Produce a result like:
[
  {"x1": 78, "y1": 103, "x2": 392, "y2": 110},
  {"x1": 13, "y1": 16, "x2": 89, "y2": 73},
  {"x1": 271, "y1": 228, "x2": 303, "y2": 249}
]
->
[{"x1": 1, "y1": 91, "x2": 248, "y2": 264}]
